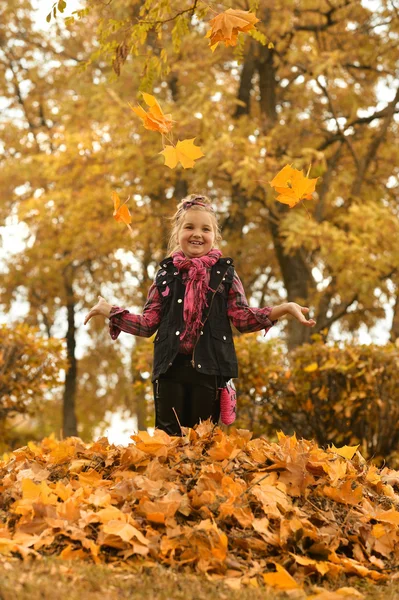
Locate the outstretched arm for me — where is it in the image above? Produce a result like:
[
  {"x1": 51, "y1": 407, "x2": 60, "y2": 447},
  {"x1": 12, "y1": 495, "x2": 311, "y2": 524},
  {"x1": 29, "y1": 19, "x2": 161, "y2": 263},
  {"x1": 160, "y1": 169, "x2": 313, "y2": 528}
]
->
[
  {"x1": 84, "y1": 283, "x2": 162, "y2": 339},
  {"x1": 269, "y1": 302, "x2": 316, "y2": 327},
  {"x1": 227, "y1": 272, "x2": 315, "y2": 333}
]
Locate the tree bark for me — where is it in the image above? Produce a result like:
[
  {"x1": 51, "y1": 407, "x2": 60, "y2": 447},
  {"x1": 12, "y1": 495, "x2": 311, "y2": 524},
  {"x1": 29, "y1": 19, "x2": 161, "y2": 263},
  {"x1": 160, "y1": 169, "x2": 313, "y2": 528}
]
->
[
  {"x1": 135, "y1": 390, "x2": 147, "y2": 431},
  {"x1": 62, "y1": 277, "x2": 78, "y2": 437},
  {"x1": 269, "y1": 209, "x2": 314, "y2": 348},
  {"x1": 256, "y1": 43, "x2": 314, "y2": 348},
  {"x1": 233, "y1": 40, "x2": 257, "y2": 118},
  {"x1": 256, "y1": 47, "x2": 277, "y2": 129},
  {"x1": 390, "y1": 291, "x2": 399, "y2": 343}
]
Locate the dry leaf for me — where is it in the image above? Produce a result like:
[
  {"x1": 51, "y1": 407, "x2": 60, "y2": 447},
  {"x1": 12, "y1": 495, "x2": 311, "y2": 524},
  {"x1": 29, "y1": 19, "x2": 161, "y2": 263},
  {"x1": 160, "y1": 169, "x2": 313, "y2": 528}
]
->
[
  {"x1": 159, "y1": 139, "x2": 204, "y2": 169},
  {"x1": 112, "y1": 191, "x2": 132, "y2": 226},
  {"x1": 206, "y1": 9, "x2": 260, "y2": 51},
  {"x1": 0, "y1": 424, "x2": 397, "y2": 585},
  {"x1": 130, "y1": 92, "x2": 173, "y2": 134},
  {"x1": 269, "y1": 164, "x2": 318, "y2": 208},
  {"x1": 263, "y1": 563, "x2": 301, "y2": 589},
  {"x1": 329, "y1": 444, "x2": 359, "y2": 460}
]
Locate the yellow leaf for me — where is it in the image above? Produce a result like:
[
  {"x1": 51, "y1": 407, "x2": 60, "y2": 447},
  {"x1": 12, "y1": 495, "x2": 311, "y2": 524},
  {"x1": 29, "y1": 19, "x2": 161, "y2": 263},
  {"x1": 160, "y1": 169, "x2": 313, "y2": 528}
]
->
[
  {"x1": 263, "y1": 563, "x2": 300, "y2": 590},
  {"x1": 103, "y1": 520, "x2": 149, "y2": 545},
  {"x1": 269, "y1": 164, "x2": 318, "y2": 208},
  {"x1": 323, "y1": 480, "x2": 363, "y2": 505},
  {"x1": 159, "y1": 138, "x2": 204, "y2": 169},
  {"x1": 372, "y1": 523, "x2": 386, "y2": 539},
  {"x1": 329, "y1": 444, "x2": 359, "y2": 460},
  {"x1": 304, "y1": 362, "x2": 319, "y2": 372},
  {"x1": 21, "y1": 479, "x2": 41, "y2": 500},
  {"x1": 0, "y1": 538, "x2": 16, "y2": 555},
  {"x1": 374, "y1": 508, "x2": 399, "y2": 525}
]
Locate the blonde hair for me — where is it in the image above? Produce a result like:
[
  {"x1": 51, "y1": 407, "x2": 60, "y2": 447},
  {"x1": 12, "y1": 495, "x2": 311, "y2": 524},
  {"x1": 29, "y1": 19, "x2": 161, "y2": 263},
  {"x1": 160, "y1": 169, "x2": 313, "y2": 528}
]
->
[{"x1": 166, "y1": 193, "x2": 222, "y2": 256}]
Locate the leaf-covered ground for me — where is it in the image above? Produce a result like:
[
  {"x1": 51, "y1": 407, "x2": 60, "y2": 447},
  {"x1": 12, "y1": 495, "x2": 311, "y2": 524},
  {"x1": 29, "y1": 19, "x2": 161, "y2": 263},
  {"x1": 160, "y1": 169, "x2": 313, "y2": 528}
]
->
[{"x1": 1, "y1": 423, "x2": 399, "y2": 598}]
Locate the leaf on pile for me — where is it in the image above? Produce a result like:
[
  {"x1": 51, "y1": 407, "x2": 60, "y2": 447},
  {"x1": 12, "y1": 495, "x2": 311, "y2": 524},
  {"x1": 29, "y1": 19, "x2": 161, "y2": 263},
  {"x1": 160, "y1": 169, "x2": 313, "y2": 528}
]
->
[
  {"x1": 269, "y1": 164, "x2": 318, "y2": 208},
  {"x1": 159, "y1": 138, "x2": 204, "y2": 169},
  {"x1": 205, "y1": 9, "x2": 260, "y2": 52},
  {"x1": 262, "y1": 563, "x2": 300, "y2": 589},
  {"x1": 329, "y1": 444, "x2": 359, "y2": 460},
  {"x1": 130, "y1": 92, "x2": 173, "y2": 134},
  {"x1": 1, "y1": 424, "x2": 398, "y2": 590}
]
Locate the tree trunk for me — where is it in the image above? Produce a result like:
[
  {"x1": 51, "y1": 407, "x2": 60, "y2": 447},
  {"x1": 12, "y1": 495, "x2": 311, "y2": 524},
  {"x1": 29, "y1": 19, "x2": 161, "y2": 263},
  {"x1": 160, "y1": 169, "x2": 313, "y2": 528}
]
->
[
  {"x1": 62, "y1": 278, "x2": 78, "y2": 437},
  {"x1": 269, "y1": 210, "x2": 314, "y2": 349},
  {"x1": 256, "y1": 43, "x2": 314, "y2": 348},
  {"x1": 135, "y1": 381, "x2": 147, "y2": 431},
  {"x1": 233, "y1": 40, "x2": 257, "y2": 118},
  {"x1": 390, "y1": 291, "x2": 399, "y2": 343},
  {"x1": 131, "y1": 337, "x2": 149, "y2": 431}
]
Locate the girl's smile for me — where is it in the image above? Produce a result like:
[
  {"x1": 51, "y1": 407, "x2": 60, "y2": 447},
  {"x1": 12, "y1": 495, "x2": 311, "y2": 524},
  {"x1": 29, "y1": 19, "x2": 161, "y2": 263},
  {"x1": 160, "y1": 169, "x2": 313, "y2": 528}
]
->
[{"x1": 178, "y1": 211, "x2": 215, "y2": 258}]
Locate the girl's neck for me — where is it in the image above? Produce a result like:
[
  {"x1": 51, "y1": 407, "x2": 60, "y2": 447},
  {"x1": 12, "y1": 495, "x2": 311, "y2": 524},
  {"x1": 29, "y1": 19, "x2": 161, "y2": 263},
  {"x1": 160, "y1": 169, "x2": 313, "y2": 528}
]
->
[{"x1": 180, "y1": 248, "x2": 214, "y2": 259}]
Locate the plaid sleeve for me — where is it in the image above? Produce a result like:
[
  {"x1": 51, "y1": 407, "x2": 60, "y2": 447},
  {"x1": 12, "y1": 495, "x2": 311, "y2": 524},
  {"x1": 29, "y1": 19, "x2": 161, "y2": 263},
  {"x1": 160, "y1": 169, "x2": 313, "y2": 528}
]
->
[
  {"x1": 227, "y1": 271, "x2": 277, "y2": 335},
  {"x1": 108, "y1": 282, "x2": 162, "y2": 340}
]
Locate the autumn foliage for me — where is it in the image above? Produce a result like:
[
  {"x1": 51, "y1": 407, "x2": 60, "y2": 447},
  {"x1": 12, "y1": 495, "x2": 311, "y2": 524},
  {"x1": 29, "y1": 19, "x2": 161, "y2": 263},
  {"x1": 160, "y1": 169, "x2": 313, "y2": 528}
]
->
[
  {"x1": 1, "y1": 424, "x2": 399, "y2": 592},
  {"x1": 128, "y1": 335, "x2": 399, "y2": 467},
  {"x1": 0, "y1": 324, "x2": 66, "y2": 422},
  {"x1": 234, "y1": 336, "x2": 399, "y2": 466}
]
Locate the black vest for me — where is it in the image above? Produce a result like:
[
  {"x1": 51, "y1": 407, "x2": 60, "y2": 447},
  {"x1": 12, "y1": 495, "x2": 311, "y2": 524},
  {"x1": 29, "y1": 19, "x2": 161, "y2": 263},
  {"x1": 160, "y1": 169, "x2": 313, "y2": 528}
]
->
[{"x1": 152, "y1": 257, "x2": 238, "y2": 382}]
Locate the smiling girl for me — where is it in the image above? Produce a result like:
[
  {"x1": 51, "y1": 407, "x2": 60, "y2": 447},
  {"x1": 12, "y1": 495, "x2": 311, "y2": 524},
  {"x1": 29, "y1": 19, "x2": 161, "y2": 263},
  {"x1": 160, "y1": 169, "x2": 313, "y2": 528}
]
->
[{"x1": 84, "y1": 194, "x2": 315, "y2": 435}]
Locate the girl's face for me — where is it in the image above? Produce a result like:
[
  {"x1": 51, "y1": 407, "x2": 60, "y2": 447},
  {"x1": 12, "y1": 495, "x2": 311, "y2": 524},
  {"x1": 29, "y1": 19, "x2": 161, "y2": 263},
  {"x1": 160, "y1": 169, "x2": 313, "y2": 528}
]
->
[{"x1": 178, "y1": 210, "x2": 215, "y2": 258}]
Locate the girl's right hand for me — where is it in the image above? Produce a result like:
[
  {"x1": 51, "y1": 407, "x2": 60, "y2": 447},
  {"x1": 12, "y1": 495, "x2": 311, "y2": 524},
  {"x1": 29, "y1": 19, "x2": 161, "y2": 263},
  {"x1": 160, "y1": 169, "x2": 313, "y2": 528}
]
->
[{"x1": 84, "y1": 296, "x2": 113, "y2": 325}]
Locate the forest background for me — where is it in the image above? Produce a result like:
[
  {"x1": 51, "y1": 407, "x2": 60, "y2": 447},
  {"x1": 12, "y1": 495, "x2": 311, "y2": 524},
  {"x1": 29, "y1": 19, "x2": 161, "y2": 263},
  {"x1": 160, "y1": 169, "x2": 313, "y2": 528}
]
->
[{"x1": 0, "y1": 0, "x2": 399, "y2": 463}]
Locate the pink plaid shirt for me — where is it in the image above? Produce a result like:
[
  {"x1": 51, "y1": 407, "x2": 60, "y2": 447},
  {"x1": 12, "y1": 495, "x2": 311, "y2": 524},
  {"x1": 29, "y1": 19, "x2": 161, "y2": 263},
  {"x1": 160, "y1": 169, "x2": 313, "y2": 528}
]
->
[{"x1": 109, "y1": 271, "x2": 276, "y2": 353}]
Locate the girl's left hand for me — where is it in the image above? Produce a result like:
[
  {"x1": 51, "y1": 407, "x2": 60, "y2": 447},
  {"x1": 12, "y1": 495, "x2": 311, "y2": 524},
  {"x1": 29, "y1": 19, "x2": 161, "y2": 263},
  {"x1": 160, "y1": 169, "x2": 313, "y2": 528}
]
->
[{"x1": 287, "y1": 302, "x2": 316, "y2": 327}]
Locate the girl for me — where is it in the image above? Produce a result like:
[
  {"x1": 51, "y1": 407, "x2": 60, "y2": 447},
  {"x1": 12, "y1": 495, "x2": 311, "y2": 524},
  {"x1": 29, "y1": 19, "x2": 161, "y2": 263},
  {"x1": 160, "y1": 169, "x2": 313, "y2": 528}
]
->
[{"x1": 84, "y1": 194, "x2": 315, "y2": 435}]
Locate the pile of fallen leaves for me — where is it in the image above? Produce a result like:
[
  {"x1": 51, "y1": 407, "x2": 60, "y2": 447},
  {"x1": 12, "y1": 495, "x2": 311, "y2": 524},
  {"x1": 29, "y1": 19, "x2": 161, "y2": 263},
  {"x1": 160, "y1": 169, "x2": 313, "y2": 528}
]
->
[{"x1": 1, "y1": 423, "x2": 399, "y2": 593}]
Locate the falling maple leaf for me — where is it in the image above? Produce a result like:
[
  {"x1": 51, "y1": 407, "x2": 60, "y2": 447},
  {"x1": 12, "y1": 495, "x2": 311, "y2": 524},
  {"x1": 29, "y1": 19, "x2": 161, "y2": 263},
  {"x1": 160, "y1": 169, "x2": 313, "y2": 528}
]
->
[
  {"x1": 159, "y1": 138, "x2": 204, "y2": 169},
  {"x1": 130, "y1": 92, "x2": 173, "y2": 134},
  {"x1": 112, "y1": 191, "x2": 134, "y2": 237},
  {"x1": 205, "y1": 9, "x2": 260, "y2": 51},
  {"x1": 269, "y1": 164, "x2": 318, "y2": 208}
]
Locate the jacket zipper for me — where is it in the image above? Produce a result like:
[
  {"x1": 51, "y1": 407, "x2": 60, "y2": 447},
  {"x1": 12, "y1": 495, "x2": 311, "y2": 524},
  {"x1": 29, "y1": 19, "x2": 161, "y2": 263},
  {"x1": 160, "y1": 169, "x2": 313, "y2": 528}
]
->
[{"x1": 191, "y1": 276, "x2": 223, "y2": 368}]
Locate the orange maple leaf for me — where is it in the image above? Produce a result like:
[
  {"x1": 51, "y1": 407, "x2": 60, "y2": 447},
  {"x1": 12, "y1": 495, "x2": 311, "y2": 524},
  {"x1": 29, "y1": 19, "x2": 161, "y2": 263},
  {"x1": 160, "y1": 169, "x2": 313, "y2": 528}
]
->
[
  {"x1": 205, "y1": 9, "x2": 260, "y2": 51},
  {"x1": 159, "y1": 138, "x2": 204, "y2": 169},
  {"x1": 112, "y1": 191, "x2": 134, "y2": 237},
  {"x1": 263, "y1": 563, "x2": 301, "y2": 590},
  {"x1": 130, "y1": 92, "x2": 173, "y2": 134},
  {"x1": 269, "y1": 164, "x2": 318, "y2": 208}
]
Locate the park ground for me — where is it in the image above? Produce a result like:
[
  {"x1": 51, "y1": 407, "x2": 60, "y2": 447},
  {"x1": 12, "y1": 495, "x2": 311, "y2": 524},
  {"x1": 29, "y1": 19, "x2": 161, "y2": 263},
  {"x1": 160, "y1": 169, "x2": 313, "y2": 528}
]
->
[{"x1": 1, "y1": 559, "x2": 399, "y2": 600}]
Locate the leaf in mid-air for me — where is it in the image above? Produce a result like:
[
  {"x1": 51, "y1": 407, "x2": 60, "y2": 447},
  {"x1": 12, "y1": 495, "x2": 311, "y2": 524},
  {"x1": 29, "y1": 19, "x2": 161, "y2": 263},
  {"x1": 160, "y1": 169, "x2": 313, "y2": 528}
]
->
[
  {"x1": 269, "y1": 164, "x2": 318, "y2": 208},
  {"x1": 159, "y1": 138, "x2": 204, "y2": 169},
  {"x1": 206, "y1": 9, "x2": 260, "y2": 51},
  {"x1": 130, "y1": 92, "x2": 173, "y2": 134},
  {"x1": 112, "y1": 191, "x2": 132, "y2": 225}
]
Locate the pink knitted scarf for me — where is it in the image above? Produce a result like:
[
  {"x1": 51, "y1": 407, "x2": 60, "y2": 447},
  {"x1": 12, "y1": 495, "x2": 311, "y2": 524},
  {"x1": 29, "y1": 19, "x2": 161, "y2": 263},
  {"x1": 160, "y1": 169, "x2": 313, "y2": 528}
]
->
[{"x1": 172, "y1": 248, "x2": 222, "y2": 341}]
